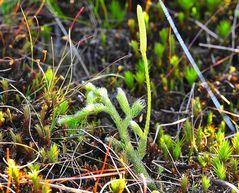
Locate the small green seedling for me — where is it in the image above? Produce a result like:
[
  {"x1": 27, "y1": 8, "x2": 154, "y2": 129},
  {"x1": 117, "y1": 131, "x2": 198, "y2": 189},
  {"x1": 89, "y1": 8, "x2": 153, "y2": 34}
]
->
[
  {"x1": 110, "y1": 0, "x2": 126, "y2": 24},
  {"x1": 229, "y1": 158, "x2": 238, "y2": 176},
  {"x1": 207, "y1": 111, "x2": 213, "y2": 125},
  {"x1": 217, "y1": 140, "x2": 232, "y2": 162},
  {"x1": 159, "y1": 28, "x2": 168, "y2": 45},
  {"x1": 7, "y1": 159, "x2": 20, "y2": 192},
  {"x1": 232, "y1": 133, "x2": 239, "y2": 154},
  {"x1": 1, "y1": 79, "x2": 9, "y2": 103},
  {"x1": 173, "y1": 139, "x2": 183, "y2": 161},
  {"x1": 178, "y1": 0, "x2": 195, "y2": 12},
  {"x1": 195, "y1": 127, "x2": 205, "y2": 151},
  {"x1": 181, "y1": 174, "x2": 189, "y2": 193},
  {"x1": 28, "y1": 164, "x2": 41, "y2": 193},
  {"x1": 158, "y1": 134, "x2": 174, "y2": 160},
  {"x1": 202, "y1": 176, "x2": 210, "y2": 192},
  {"x1": 213, "y1": 158, "x2": 226, "y2": 180},
  {"x1": 0, "y1": 111, "x2": 5, "y2": 127},
  {"x1": 178, "y1": 12, "x2": 185, "y2": 26},
  {"x1": 124, "y1": 71, "x2": 135, "y2": 90},
  {"x1": 216, "y1": 20, "x2": 231, "y2": 38},
  {"x1": 130, "y1": 40, "x2": 140, "y2": 58},
  {"x1": 41, "y1": 24, "x2": 52, "y2": 45},
  {"x1": 48, "y1": 143, "x2": 59, "y2": 163},
  {"x1": 184, "y1": 66, "x2": 197, "y2": 86},
  {"x1": 49, "y1": 100, "x2": 69, "y2": 133},
  {"x1": 154, "y1": 42, "x2": 165, "y2": 67},
  {"x1": 215, "y1": 129, "x2": 224, "y2": 145},
  {"x1": 206, "y1": 0, "x2": 222, "y2": 11},
  {"x1": 192, "y1": 97, "x2": 202, "y2": 117},
  {"x1": 101, "y1": 30, "x2": 107, "y2": 48},
  {"x1": 135, "y1": 70, "x2": 145, "y2": 86},
  {"x1": 110, "y1": 175, "x2": 127, "y2": 193},
  {"x1": 128, "y1": 18, "x2": 136, "y2": 34}
]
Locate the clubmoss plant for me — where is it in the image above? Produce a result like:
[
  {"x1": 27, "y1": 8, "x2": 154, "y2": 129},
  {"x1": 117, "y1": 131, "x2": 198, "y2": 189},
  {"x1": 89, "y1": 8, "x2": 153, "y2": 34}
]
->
[
  {"x1": 58, "y1": 4, "x2": 156, "y2": 189},
  {"x1": 58, "y1": 83, "x2": 156, "y2": 188}
]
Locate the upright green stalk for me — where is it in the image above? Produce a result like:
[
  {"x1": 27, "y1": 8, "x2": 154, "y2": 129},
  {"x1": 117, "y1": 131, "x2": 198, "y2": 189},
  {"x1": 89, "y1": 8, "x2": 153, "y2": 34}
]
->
[{"x1": 137, "y1": 5, "x2": 151, "y2": 158}]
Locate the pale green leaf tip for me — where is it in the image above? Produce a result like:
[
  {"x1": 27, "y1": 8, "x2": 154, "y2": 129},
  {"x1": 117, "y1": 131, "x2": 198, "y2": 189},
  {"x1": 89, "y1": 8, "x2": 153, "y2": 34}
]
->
[{"x1": 137, "y1": 4, "x2": 147, "y2": 53}]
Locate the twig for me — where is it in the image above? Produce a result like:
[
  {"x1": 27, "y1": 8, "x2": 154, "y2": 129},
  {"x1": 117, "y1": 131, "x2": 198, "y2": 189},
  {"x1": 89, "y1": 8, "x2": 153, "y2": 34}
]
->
[
  {"x1": 212, "y1": 179, "x2": 239, "y2": 193},
  {"x1": 199, "y1": 43, "x2": 239, "y2": 53}
]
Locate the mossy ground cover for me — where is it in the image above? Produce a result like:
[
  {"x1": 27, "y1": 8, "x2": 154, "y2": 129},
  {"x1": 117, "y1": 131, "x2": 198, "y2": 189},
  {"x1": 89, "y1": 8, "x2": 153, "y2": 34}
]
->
[{"x1": 0, "y1": 0, "x2": 238, "y2": 192}]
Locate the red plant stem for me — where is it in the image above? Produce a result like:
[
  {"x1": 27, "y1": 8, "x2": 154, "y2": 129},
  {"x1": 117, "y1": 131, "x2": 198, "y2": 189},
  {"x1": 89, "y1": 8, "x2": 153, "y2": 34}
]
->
[
  {"x1": 93, "y1": 142, "x2": 112, "y2": 193},
  {"x1": 70, "y1": 7, "x2": 84, "y2": 31}
]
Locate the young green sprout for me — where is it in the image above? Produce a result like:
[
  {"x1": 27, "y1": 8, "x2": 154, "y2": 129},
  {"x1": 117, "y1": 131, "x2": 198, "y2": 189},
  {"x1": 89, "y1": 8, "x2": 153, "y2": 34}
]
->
[
  {"x1": 232, "y1": 133, "x2": 239, "y2": 154},
  {"x1": 110, "y1": 175, "x2": 127, "y2": 193},
  {"x1": 124, "y1": 71, "x2": 135, "y2": 90},
  {"x1": 48, "y1": 143, "x2": 59, "y2": 163},
  {"x1": 216, "y1": 20, "x2": 231, "y2": 38},
  {"x1": 130, "y1": 40, "x2": 140, "y2": 58},
  {"x1": 213, "y1": 158, "x2": 226, "y2": 180},
  {"x1": 0, "y1": 111, "x2": 5, "y2": 127},
  {"x1": 184, "y1": 66, "x2": 197, "y2": 87},
  {"x1": 181, "y1": 174, "x2": 189, "y2": 193},
  {"x1": 202, "y1": 176, "x2": 210, "y2": 192},
  {"x1": 28, "y1": 164, "x2": 41, "y2": 192},
  {"x1": 217, "y1": 140, "x2": 232, "y2": 162}
]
